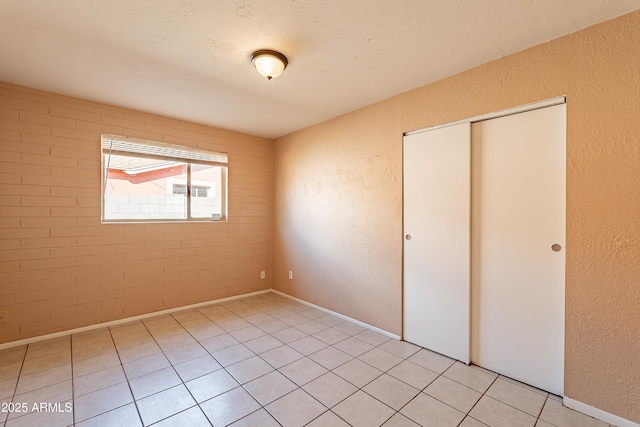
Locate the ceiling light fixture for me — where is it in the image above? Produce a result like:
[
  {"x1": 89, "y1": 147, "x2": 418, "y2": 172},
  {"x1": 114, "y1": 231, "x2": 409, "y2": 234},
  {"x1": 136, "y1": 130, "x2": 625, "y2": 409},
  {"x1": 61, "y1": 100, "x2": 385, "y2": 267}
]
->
[{"x1": 251, "y1": 49, "x2": 288, "y2": 80}]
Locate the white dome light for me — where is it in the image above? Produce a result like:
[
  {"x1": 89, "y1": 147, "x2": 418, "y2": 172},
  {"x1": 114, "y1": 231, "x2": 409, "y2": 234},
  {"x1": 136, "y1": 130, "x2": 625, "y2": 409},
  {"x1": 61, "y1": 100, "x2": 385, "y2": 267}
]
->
[{"x1": 251, "y1": 50, "x2": 288, "y2": 80}]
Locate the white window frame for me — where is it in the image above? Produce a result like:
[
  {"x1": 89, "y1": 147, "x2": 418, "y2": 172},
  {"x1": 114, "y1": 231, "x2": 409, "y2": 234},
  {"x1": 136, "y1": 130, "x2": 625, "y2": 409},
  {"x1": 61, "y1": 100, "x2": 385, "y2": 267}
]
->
[{"x1": 101, "y1": 134, "x2": 228, "y2": 223}]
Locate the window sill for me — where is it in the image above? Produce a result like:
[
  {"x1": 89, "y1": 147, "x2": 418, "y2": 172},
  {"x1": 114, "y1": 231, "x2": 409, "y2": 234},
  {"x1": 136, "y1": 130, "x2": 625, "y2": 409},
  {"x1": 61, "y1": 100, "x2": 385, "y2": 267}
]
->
[{"x1": 101, "y1": 218, "x2": 228, "y2": 224}]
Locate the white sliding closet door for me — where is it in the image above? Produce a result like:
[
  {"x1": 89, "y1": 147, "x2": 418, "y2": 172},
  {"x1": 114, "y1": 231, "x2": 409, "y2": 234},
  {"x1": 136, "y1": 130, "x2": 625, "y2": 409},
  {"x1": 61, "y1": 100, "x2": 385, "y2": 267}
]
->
[
  {"x1": 403, "y1": 123, "x2": 470, "y2": 363},
  {"x1": 470, "y1": 104, "x2": 566, "y2": 395}
]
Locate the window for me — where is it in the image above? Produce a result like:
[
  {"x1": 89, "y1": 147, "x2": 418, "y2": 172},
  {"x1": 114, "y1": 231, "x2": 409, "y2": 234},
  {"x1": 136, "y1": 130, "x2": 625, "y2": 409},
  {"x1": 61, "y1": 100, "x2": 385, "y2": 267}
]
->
[
  {"x1": 192, "y1": 186, "x2": 209, "y2": 198},
  {"x1": 172, "y1": 184, "x2": 187, "y2": 195},
  {"x1": 101, "y1": 135, "x2": 228, "y2": 222},
  {"x1": 171, "y1": 184, "x2": 210, "y2": 197}
]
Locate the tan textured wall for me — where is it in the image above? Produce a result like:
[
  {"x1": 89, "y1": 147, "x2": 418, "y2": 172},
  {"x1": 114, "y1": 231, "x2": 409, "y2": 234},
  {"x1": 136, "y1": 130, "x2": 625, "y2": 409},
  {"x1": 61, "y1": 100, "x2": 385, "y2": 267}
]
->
[
  {"x1": 0, "y1": 83, "x2": 272, "y2": 344},
  {"x1": 273, "y1": 11, "x2": 640, "y2": 422}
]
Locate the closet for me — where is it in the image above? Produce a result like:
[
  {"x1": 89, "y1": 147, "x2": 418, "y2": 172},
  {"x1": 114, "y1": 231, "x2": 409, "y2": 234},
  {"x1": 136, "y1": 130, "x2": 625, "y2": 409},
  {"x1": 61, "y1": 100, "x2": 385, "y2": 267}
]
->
[{"x1": 403, "y1": 99, "x2": 566, "y2": 395}]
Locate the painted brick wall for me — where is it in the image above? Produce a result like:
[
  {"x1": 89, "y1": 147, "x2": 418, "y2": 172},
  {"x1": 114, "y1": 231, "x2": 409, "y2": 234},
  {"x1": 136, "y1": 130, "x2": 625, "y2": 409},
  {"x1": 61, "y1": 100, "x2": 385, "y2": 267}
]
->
[{"x1": 0, "y1": 82, "x2": 273, "y2": 344}]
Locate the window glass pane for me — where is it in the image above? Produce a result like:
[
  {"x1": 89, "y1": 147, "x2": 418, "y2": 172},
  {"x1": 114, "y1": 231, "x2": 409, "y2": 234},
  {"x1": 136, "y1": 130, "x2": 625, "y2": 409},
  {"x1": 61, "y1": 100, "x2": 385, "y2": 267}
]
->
[
  {"x1": 101, "y1": 134, "x2": 228, "y2": 222},
  {"x1": 190, "y1": 165, "x2": 223, "y2": 219},
  {"x1": 103, "y1": 154, "x2": 188, "y2": 220}
]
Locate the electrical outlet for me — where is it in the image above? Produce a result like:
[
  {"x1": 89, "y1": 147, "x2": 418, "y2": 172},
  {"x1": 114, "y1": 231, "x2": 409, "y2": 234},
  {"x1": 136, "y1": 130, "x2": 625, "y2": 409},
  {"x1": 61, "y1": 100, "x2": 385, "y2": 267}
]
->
[
  {"x1": 0, "y1": 310, "x2": 7, "y2": 324},
  {"x1": 260, "y1": 270, "x2": 266, "y2": 279},
  {"x1": 288, "y1": 271, "x2": 293, "y2": 280}
]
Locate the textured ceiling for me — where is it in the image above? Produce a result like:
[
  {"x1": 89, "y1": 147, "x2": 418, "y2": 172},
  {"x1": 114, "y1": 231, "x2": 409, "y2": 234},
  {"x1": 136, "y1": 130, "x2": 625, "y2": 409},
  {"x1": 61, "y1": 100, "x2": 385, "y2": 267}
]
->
[{"x1": 1, "y1": 1, "x2": 638, "y2": 139}]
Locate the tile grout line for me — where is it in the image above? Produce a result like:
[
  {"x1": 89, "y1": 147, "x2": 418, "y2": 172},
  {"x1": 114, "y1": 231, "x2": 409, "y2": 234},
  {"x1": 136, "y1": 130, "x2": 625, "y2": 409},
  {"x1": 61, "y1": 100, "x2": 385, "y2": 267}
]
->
[
  {"x1": 69, "y1": 335, "x2": 75, "y2": 427},
  {"x1": 6, "y1": 345, "x2": 28, "y2": 424},
  {"x1": 537, "y1": 394, "x2": 552, "y2": 426},
  {"x1": 105, "y1": 324, "x2": 145, "y2": 427},
  {"x1": 458, "y1": 371, "x2": 500, "y2": 427},
  {"x1": 139, "y1": 313, "x2": 204, "y2": 426},
  {"x1": 166, "y1": 309, "x2": 216, "y2": 425},
  {"x1": 480, "y1": 376, "x2": 552, "y2": 425}
]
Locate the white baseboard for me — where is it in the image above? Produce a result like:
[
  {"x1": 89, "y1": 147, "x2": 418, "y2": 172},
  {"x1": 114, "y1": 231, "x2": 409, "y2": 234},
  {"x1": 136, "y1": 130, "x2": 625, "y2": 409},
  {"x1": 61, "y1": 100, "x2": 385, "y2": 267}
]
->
[
  {"x1": 271, "y1": 289, "x2": 401, "y2": 340},
  {"x1": 0, "y1": 289, "x2": 271, "y2": 351},
  {"x1": 564, "y1": 397, "x2": 639, "y2": 427}
]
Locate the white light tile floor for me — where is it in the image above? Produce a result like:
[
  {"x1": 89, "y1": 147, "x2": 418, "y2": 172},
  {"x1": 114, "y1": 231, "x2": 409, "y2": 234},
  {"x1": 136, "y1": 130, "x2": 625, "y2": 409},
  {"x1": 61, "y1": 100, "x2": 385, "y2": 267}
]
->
[{"x1": 0, "y1": 292, "x2": 615, "y2": 426}]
